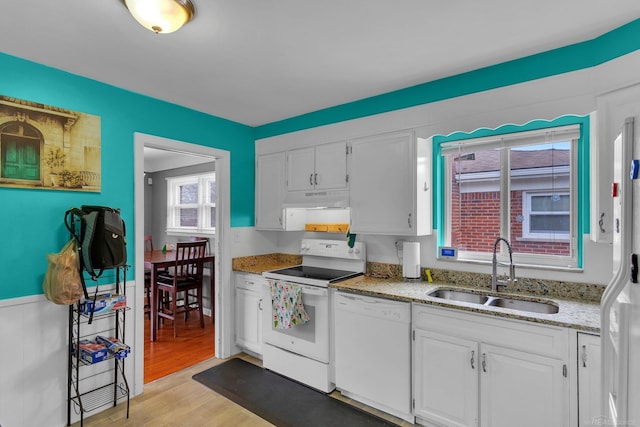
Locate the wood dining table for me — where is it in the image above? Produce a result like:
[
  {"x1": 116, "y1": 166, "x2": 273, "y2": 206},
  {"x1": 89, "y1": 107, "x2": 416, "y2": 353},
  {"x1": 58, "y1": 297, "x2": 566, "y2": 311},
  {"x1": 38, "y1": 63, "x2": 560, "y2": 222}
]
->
[{"x1": 144, "y1": 249, "x2": 215, "y2": 341}]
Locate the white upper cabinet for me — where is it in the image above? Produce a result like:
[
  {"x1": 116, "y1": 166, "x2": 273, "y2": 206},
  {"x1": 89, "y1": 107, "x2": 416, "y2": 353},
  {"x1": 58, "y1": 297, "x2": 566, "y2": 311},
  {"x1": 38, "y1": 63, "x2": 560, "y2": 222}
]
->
[
  {"x1": 255, "y1": 152, "x2": 285, "y2": 230},
  {"x1": 286, "y1": 141, "x2": 348, "y2": 192},
  {"x1": 349, "y1": 130, "x2": 432, "y2": 236}
]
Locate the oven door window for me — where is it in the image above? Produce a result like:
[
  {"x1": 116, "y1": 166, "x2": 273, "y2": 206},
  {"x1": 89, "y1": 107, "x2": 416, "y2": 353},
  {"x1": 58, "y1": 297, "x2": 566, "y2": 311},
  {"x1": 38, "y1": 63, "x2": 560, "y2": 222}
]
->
[{"x1": 263, "y1": 285, "x2": 329, "y2": 363}]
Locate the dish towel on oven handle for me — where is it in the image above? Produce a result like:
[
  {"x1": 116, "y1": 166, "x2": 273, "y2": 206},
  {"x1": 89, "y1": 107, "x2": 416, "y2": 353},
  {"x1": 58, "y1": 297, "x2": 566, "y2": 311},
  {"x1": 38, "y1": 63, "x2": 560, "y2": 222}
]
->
[{"x1": 268, "y1": 280, "x2": 310, "y2": 329}]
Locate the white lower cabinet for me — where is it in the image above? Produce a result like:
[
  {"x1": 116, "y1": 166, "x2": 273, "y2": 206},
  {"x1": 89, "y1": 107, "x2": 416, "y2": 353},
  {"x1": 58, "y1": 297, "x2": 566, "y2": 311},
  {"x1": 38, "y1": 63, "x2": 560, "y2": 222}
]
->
[
  {"x1": 479, "y1": 343, "x2": 566, "y2": 427},
  {"x1": 412, "y1": 303, "x2": 570, "y2": 427},
  {"x1": 413, "y1": 329, "x2": 478, "y2": 427},
  {"x1": 234, "y1": 273, "x2": 265, "y2": 355},
  {"x1": 578, "y1": 332, "x2": 601, "y2": 427}
]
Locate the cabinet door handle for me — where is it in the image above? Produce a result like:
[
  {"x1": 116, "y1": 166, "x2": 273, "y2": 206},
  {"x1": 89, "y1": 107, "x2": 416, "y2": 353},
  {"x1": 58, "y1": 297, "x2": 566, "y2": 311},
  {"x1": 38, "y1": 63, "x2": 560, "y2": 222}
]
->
[
  {"x1": 581, "y1": 345, "x2": 587, "y2": 367},
  {"x1": 482, "y1": 353, "x2": 487, "y2": 372},
  {"x1": 470, "y1": 350, "x2": 475, "y2": 369},
  {"x1": 309, "y1": 174, "x2": 314, "y2": 186},
  {"x1": 408, "y1": 213, "x2": 413, "y2": 228},
  {"x1": 258, "y1": 298, "x2": 263, "y2": 311},
  {"x1": 314, "y1": 173, "x2": 318, "y2": 186}
]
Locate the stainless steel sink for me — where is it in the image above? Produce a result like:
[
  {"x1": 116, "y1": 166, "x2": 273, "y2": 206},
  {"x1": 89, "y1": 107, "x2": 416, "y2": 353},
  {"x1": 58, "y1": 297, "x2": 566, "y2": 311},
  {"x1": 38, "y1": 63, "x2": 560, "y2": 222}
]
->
[
  {"x1": 427, "y1": 287, "x2": 559, "y2": 314},
  {"x1": 486, "y1": 297, "x2": 559, "y2": 314},
  {"x1": 428, "y1": 289, "x2": 490, "y2": 304}
]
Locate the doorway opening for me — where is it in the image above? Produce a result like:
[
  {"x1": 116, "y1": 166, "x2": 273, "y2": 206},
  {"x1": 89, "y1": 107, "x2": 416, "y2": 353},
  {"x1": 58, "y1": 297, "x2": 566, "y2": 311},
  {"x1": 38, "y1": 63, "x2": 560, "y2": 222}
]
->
[
  {"x1": 133, "y1": 133, "x2": 232, "y2": 395},
  {"x1": 143, "y1": 146, "x2": 216, "y2": 383}
]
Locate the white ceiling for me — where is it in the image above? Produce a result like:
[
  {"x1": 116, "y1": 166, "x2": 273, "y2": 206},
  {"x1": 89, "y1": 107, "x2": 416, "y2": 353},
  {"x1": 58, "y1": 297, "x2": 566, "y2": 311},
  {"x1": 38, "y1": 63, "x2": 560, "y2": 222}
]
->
[
  {"x1": 143, "y1": 146, "x2": 214, "y2": 173},
  {"x1": 1, "y1": 1, "x2": 640, "y2": 127}
]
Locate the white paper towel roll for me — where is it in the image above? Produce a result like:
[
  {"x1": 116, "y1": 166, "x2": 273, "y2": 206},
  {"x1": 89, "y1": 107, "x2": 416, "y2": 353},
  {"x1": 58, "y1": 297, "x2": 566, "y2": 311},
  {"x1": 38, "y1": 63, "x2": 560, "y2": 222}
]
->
[{"x1": 403, "y1": 242, "x2": 421, "y2": 279}]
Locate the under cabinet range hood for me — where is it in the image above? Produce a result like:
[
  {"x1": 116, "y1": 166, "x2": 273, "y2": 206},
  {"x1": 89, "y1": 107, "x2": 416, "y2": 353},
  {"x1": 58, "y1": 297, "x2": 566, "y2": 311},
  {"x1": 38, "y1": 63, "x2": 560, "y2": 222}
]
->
[
  {"x1": 281, "y1": 204, "x2": 351, "y2": 231},
  {"x1": 282, "y1": 189, "x2": 350, "y2": 209}
]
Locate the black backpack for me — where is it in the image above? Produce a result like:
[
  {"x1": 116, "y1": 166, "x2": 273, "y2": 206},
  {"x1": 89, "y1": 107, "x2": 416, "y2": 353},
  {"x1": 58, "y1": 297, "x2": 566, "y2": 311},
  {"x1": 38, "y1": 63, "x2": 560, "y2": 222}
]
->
[{"x1": 65, "y1": 206, "x2": 127, "y2": 282}]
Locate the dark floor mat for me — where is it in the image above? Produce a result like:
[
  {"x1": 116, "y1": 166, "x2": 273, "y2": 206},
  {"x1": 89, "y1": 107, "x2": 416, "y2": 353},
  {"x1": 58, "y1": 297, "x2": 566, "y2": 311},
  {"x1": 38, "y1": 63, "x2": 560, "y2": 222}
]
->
[{"x1": 192, "y1": 358, "x2": 399, "y2": 427}]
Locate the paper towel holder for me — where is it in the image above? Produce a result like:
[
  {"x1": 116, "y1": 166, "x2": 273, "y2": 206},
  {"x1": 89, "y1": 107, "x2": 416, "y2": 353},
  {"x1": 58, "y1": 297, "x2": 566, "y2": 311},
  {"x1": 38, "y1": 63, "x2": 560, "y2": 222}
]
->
[{"x1": 402, "y1": 241, "x2": 421, "y2": 280}]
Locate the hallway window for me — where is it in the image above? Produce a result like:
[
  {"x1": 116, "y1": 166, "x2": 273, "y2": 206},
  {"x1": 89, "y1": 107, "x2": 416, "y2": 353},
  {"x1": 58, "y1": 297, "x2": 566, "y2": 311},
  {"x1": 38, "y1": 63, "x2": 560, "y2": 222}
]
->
[{"x1": 167, "y1": 173, "x2": 216, "y2": 234}]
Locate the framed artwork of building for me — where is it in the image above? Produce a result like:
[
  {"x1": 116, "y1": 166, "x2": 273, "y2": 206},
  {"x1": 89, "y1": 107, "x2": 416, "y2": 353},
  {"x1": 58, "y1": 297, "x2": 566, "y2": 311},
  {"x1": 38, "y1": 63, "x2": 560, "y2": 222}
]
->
[{"x1": 0, "y1": 95, "x2": 101, "y2": 192}]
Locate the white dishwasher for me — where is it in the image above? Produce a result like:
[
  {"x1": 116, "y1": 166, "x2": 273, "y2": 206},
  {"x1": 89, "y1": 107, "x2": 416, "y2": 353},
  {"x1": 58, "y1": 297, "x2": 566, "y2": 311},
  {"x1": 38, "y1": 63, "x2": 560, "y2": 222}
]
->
[{"x1": 334, "y1": 291, "x2": 412, "y2": 423}]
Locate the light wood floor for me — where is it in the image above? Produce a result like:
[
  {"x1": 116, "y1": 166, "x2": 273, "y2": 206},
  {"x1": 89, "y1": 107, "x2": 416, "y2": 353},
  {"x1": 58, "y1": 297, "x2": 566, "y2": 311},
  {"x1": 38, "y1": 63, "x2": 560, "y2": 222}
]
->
[
  {"x1": 76, "y1": 314, "x2": 414, "y2": 426},
  {"x1": 75, "y1": 353, "x2": 414, "y2": 427},
  {"x1": 73, "y1": 354, "x2": 273, "y2": 427}
]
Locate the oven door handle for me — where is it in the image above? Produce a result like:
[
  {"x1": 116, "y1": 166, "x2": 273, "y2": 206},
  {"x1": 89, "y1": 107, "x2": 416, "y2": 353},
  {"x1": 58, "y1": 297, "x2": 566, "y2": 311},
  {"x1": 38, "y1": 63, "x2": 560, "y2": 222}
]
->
[{"x1": 298, "y1": 284, "x2": 328, "y2": 296}]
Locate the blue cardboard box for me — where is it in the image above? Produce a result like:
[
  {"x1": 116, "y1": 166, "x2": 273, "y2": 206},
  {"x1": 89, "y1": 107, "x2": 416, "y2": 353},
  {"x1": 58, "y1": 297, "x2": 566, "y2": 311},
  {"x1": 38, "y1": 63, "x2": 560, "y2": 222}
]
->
[
  {"x1": 96, "y1": 335, "x2": 130, "y2": 360},
  {"x1": 77, "y1": 340, "x2": 108, "y2": 364},
  {"x1": 80, "y1": 293, "x2": 127, "y2": 315}
]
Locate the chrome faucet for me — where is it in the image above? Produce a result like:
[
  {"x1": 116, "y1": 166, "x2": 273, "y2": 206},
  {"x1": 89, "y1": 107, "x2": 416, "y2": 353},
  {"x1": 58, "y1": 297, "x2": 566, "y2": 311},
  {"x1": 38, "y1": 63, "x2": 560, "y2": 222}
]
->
[{"x1": 492, "y1": 237, "x2": 516, "y2": 292}]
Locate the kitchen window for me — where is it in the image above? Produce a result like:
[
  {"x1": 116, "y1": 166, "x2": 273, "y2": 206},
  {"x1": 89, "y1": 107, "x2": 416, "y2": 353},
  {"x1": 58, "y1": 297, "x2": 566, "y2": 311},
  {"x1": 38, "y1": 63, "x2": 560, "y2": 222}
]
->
[
  {"x1": 435, "y1": 116, "x2": 589, "y2": 269},
  {"x1": 166, "y1": 173, "x2": 216, "y2": 235}
]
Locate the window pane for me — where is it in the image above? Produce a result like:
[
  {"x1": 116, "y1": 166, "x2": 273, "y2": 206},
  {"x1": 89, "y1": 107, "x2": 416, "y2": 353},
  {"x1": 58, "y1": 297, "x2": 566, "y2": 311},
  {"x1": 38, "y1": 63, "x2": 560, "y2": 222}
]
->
[
  {"x1": 530, "y1": 215, "x2": 570, "y2": 233},
  {"x1": 179, "y1": 208, "x2": 197, "y2": 227},
  {"x1": 510, "y1": 142, "x2": 570, "y2": 255},
  {"x1": 179, "y1": 183, "x2": 198, "y2": 204},
  {"x1": 448, "y1": 148, "x2": 500, "y2": 253},
  {"x1": 208, "y1": 207, "x2": 216, "y2": 228},
  {"x1": 531, "y1": 194, "x2": 570, "y2": 212},
  {"x1": 208, "y1": 181, "x2": 216, "y2": 202}
]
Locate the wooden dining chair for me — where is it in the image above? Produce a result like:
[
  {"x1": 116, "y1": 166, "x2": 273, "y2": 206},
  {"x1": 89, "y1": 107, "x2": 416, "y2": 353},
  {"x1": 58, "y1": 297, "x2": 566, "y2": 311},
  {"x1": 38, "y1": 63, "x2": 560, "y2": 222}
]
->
[
  {"x1": 143, "y1": 235, "x2": 154, "y2": 319},
  {"x1": 189, "y1": 236, "x2": 215, "y2": 319},
  {"x1": 155, "y1": 240, "x2": 207, "y2": 338},
  {"x1": 189, "y1": 236, "x2": 210, "y2": 253},
  {"x1": 144, "y1": 235, "x2": 154, "y2": 252}
]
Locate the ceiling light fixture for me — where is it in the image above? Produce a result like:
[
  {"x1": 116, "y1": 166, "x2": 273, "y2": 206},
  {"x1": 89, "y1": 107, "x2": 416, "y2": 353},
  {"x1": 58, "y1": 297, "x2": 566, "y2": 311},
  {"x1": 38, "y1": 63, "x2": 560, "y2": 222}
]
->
[{"x1": 124, "y1": 0, "x2": 195, "y2": 34}]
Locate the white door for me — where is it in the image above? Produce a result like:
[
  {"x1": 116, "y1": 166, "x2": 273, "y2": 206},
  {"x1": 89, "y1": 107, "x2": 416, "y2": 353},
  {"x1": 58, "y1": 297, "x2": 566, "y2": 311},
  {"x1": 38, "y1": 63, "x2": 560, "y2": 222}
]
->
[
  {"x1": 255, "y1": 152, "x2": 285, "y2": 230},
  {"x1": 314, "y1": 141, "x2": 347, "y2": 191},
  {"x1": 286, "y1": 147, "x2": 315, "y2": 191},
  {"x1": 349, "y1": 131, "x2": 415, "y2": 234},
  {"x1": 413, "y1": 329, "x2": 478, "y2": 427},
  {"x1": 480, "y1": 344, "x2": 567, "y2": 427}
]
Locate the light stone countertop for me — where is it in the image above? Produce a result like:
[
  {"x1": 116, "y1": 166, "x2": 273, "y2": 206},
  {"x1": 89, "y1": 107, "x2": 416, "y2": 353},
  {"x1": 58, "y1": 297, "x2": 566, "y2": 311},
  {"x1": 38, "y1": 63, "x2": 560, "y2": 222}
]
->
[
  {"x1": 232, "y1": 256, "x2": 601, "y2": 334},
  {"x1": 330, "y1": 275, "x2": 601, "y2": 334}
]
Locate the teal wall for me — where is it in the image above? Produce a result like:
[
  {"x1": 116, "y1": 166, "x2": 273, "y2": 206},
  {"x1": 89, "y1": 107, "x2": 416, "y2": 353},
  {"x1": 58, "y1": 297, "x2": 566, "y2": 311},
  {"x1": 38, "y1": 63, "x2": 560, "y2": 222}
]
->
[
  {"x1": 3, "y1": 18, "x2": 640, "y2": 300},
  {"x1": 255, "y1": 18, "x2": 640, "y2": 140},
  {"x1": 0, "y1": 52, "x2": 255, "y2": 300}
]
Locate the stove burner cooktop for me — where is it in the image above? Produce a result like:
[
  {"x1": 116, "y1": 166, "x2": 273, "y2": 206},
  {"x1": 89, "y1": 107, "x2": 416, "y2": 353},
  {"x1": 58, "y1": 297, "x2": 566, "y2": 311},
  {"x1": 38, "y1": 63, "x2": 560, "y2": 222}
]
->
[{"x1": 266, "y1": 265, "x2": 362, "y2": 283}]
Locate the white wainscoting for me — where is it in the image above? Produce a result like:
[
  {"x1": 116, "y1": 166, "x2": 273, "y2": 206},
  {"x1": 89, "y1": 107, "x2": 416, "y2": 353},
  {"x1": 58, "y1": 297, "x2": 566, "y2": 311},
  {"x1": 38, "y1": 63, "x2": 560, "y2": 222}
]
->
[{"x1": 0, "y1": 280, "x2": 137, "y2": 427}]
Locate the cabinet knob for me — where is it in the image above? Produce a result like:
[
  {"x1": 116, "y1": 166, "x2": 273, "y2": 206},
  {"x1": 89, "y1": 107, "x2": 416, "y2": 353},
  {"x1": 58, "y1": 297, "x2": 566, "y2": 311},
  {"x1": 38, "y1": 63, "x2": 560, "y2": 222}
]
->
[{"x1": 470, "y1": 350, "x2": 475, "y2": 369}]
